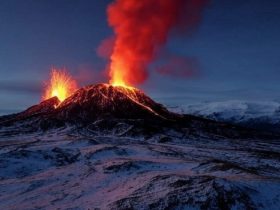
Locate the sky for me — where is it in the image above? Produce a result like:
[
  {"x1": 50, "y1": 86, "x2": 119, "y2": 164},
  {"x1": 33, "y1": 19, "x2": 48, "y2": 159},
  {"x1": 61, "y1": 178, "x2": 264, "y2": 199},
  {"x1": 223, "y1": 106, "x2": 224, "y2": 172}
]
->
[{"x1": 0, "y1": 0, "x2": 280, "y2": 114}]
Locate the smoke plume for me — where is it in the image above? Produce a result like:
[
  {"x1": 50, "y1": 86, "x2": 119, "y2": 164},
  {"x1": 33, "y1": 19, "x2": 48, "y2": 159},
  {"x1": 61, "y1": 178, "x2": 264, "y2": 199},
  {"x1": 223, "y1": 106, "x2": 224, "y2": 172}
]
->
[{"x1": 104, "y1": 0, "x2": 209, "y2": 86}]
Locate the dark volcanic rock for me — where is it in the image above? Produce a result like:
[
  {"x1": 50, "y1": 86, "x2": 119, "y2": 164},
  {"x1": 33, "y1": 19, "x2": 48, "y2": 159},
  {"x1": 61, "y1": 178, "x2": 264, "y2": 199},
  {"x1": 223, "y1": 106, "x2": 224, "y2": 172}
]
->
[
  {"x1": 0, "y1": 84, "x2": 176, "y2": 128},
  {"x1": 54, "y1": 83, "x2": 176, "y2": 122},
  {"x1": 19, "y1": 97, "x2": 60, "y2": 117},
  {"x1": 110, "y1": 175, "x2": 257, "y2": 210},
  {"x1": 0, "y1": 83, "x2": 278, "y2": 140},
  {"x1": 0, "y1": 97, "x2": 60, "y2": 128}
]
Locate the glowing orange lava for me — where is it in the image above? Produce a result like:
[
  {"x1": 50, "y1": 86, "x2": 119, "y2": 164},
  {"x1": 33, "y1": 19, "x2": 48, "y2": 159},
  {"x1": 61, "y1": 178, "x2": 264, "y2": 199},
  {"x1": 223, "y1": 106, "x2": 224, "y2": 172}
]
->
[
  {"x1": 106, "y1": 0, "x2": 208, "y2": 88},
  {"x1": 109, "y1": 59, "x2": 131, "y2": 88},
  {"x1": 43, "y1": 68, "x2": 78, "y2": 103}
]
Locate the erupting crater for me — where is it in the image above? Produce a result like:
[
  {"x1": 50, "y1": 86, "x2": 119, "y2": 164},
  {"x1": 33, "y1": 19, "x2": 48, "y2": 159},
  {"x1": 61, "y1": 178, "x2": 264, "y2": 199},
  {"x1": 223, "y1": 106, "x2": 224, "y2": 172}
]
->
[
  {"x1": 0, "y1": 83, "x2": 179, "y2": 128},
  {"x1": 54, "y1": 83, "x2": 175, "y2": 121},
  {"x1": 43, "y1": 68, "x2": 78, "y2": 104}
]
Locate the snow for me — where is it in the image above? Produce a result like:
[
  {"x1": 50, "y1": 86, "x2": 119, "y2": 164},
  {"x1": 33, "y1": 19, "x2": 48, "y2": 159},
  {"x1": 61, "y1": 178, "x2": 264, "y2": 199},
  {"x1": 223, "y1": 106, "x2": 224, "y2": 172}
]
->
[
  {"x1": 175, "y1": 100, "x2": 280, "y2": 121},
  {"x1": 168, "y1": 100, "x2": 280, "y2": 134},
  {"x1": 0, "y1": 126, "x2": 279, "y2": 209}
]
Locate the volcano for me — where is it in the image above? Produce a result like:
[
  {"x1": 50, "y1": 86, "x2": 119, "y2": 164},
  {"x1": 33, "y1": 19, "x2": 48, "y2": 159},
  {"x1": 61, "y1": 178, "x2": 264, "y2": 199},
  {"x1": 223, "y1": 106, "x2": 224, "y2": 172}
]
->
[
  {"x1": 0, "y1": 84, "x2": 181, "y2": 133},
  {"x1": 0, "y1": 84, "x2": 170, "y2": 122},
  {"x1": 0, "y1": 83, "x2": 277, "y2": 140},
  {"x1": 55, "y1": 83, "x2": 177, "y2": 121}
]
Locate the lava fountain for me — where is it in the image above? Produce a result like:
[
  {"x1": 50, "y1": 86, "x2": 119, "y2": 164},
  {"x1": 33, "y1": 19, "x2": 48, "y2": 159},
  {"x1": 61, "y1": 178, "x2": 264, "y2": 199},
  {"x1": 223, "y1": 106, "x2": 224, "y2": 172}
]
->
[
  {"x1": 43, "y1": 68, "x2": 78, "y2": 103},
  {"x1": 41, "y1": 0, "x2": 209, "y2": 106}
]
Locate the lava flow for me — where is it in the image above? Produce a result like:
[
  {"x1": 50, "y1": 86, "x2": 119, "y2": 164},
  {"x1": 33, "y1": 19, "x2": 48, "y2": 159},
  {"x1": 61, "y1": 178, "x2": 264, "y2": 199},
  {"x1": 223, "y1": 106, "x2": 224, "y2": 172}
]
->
[
  {"x1": 43, "y1": 68, "x2": 78, "y2": 103},
  {"x1": 56, "y1": 83, "x2": 173, "y2": 121}
]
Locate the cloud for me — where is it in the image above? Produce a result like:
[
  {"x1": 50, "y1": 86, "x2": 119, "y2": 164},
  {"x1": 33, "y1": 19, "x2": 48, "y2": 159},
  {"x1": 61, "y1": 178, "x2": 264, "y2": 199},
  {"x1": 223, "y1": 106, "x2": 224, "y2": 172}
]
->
[
  {"x1": 102, "y1": 0, "x2": 209, "y2": 85},
  {"x1": 155, "y1": 56, "x2": 199, "y2": 78},
  {"x1": 96, "y1": 36, "x2": 115, "y2": 59},
  {"x1": 0, "y1": 80, "x2": 42, "y2": 94},
  {"x1": 73, "y1": 63, "x2": 108, "y2": 86}
]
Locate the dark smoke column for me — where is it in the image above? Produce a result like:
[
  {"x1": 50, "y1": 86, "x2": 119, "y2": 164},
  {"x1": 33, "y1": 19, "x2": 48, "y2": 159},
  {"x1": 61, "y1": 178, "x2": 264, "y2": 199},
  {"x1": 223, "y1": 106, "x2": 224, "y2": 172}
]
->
[{"x1": 105, "y1": 0, "x2": 209, "y2": 86}]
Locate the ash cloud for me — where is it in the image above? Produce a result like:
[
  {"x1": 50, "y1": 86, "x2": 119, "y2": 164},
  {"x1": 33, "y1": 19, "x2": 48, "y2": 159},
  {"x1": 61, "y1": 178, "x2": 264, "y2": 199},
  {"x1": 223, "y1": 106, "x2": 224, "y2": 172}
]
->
[
  {"x1": 155, "y1": 56, "x2": 200, "y2": 78},
  {"x1": 96, "y1": 36, "x2": 115, "y2": 59}
]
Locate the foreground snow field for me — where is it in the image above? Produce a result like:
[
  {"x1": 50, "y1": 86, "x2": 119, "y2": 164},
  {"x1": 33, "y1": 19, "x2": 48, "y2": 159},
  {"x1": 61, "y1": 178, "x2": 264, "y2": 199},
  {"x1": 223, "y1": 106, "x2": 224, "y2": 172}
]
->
[{"x1": 0, "y1": 125, "x2": 279, "y2": 210}]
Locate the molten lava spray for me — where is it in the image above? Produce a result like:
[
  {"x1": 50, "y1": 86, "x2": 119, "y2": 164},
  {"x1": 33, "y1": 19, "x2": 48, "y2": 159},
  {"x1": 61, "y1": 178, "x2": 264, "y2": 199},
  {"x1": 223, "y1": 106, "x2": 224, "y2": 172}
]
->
[
  {"x1": 43, "y1": 68, "x2": 78, "y2": 102},
  {"x1": 106, "y1": 0, "x2": 209, "y2": 87}
]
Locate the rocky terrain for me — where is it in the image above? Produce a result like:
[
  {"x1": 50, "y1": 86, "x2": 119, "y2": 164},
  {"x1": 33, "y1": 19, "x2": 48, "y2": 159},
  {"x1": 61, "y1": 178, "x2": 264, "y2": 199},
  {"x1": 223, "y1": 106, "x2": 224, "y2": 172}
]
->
[{"x1": 0, "y1": 84, "x2": 279, "y2": 210}]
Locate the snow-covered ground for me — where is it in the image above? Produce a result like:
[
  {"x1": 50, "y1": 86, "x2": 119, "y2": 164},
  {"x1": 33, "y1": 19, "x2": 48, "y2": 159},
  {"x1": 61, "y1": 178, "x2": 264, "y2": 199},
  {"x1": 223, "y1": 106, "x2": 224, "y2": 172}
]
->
[{"x1": 0, "y1": 125, "x2": 279, "y2": 210}]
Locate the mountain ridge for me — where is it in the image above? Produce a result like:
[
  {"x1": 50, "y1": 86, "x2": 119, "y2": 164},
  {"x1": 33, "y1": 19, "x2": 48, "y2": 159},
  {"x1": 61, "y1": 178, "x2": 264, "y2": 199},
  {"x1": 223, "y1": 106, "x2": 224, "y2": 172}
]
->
[{"x1": 180, "y1": 100, "x2": 280, "y2": 134}]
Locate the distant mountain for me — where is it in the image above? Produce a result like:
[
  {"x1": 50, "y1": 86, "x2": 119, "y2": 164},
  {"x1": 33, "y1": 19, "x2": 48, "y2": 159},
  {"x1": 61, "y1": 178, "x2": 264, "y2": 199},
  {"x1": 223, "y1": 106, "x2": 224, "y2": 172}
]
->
[{"x1": 177, "y1": 100, "x2": 280, "y2": 134}]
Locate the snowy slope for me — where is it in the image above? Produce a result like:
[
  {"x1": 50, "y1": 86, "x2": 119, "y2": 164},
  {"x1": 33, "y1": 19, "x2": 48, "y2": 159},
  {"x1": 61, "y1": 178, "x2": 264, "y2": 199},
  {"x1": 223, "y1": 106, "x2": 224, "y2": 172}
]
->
[{"x1": 0, "y1": 123, "x2": 280, "y2": 210}]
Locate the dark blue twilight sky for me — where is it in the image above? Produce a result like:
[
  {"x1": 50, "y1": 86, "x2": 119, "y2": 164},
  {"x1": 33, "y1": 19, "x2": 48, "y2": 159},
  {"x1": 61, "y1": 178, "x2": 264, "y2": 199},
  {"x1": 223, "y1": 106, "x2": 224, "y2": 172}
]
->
[{"x1": 0, "y1": 0, "x2": 280, "y2": 114}]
